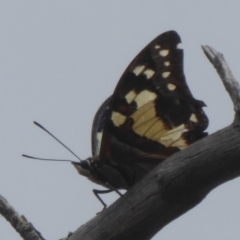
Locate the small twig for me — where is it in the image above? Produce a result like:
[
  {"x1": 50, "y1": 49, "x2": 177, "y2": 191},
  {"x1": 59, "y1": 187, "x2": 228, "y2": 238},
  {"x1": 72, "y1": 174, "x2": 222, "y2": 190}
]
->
[
  {"x1": 0, "y1": 194, "x2": 45, "y2": 240},
  {"x1": 202, "y1": 45, "x2": 240, "y2": 113}
]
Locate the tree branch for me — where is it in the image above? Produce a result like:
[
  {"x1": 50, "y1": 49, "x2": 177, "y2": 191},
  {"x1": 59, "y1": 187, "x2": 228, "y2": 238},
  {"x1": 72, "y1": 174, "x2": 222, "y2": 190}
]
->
[
  {"x1": 202, "y1": 45, "x2": 240, "y2": 113},
  {"x1": 67, "y1": 46, "x2": 240, "y2": 240},
  {"x1": 0, "y1": 194, "x2": 45, "y2": 240}
]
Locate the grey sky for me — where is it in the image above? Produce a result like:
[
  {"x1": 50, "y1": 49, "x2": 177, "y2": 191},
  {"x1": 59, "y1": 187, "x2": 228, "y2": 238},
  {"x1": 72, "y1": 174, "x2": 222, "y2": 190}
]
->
[{"x1": 0, "y1": 1, "x2": 239, "y2": 239}]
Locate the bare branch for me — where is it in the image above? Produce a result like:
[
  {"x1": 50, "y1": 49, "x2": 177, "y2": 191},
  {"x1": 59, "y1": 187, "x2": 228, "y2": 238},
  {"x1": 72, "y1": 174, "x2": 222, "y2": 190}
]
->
[
  {"x1": 66, "y1": 47, "x2": 240, "y2": 240},
  {"x1": 0, "y1": 194, "x2": 45, "y2": 240},
  {"x1": 202, "y1": 45, "x2": 240, "y2": 113}
]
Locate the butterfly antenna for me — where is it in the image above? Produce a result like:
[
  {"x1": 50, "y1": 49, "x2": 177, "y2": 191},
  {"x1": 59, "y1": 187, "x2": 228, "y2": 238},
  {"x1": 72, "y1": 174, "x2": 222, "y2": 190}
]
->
[
  {"x1": 22, "y1": 154, "x2": 77, "y2": 163},
  {"x1": 33, "y1": 121, "x2": 82, "y2": 162}
]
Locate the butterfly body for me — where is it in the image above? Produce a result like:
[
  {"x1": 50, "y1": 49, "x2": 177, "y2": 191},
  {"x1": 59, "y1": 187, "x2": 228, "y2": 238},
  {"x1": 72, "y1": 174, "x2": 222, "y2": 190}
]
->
[{"x1": 74, "y1": 31, "x2": 208, "y2": 206}]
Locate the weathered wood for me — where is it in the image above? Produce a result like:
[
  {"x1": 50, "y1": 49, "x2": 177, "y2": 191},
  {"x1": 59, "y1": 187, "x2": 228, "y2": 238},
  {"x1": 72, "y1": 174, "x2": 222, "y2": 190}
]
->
[
  {"x1": 202, "y1": 45, "x2": 240, "y2": 113},
  {"x1": 0, "y1": 195, "x2": 46, "y2": 240}
]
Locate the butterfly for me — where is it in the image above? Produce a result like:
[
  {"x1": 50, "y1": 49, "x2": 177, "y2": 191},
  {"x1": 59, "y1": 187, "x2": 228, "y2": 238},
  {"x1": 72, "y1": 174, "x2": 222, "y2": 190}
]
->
[{"x1": 72, "y1": 31, "x2": 208, "y2": 209}]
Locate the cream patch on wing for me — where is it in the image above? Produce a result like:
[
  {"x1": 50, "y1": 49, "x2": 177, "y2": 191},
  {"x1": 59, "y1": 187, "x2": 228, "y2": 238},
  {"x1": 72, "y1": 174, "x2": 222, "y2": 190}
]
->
[
  {"x1": 145, "y1": 119, "x2": 167, "y2": 140},
  {"x1": 129, "y1": 101, "x2": 189, "y2": 150},
  {"x1": 143, "y1": 69, "x2": 155, "y2": 79},
  {"x1": 130, "y1": 102, "x2": 168, "y2": 139},
  {"x1": 95, "y1": 131, "x2": 103, "y2": 155},
  {"x1": 159, "y1": 124, "x2": 188, "y2": 148},
  {"x1": 167, "y1": 83, "x2": 176, "y2": 91},
  {"x1": 164, "y1": 61, "x2": 170, "y2": 66},
  {"x1": 162, "y1": 72, "x2": 171, "y2": 78},
  {"x1": 131, "y1": 102, "x2": 155, "y2": 124},
  {"x1": 132, "y1": 105, "x2": 156, "y2": 129},
  {"x1": 159, "y1": 49, "x2": 169, "y2": 57},
  {"x1": 134, "y1": 90, "x2": 157, "y2": 108},
  {"x1": 111, "y1": 111, "x2": 126, "y2": 127},
  {"x1": 125, "y1": 90, "x2": 137, "y2": 104},
  {"x1": 190, "y1": 113, "x2": 198, "y2": 123},
  {"x1": 133, "y1": 65, "x2": 145, "y2": 76}
]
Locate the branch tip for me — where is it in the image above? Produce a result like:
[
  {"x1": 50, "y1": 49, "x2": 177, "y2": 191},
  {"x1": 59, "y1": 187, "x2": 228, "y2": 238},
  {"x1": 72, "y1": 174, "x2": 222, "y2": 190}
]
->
[{"x1": 202, "y1": 45, "x2": 240, "y2": 115}]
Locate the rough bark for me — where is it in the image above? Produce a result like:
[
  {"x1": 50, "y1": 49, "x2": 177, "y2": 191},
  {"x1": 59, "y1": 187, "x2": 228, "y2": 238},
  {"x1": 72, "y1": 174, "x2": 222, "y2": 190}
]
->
[{"x1": 0, "y1": 195, "x2": 45, "y2": 240}]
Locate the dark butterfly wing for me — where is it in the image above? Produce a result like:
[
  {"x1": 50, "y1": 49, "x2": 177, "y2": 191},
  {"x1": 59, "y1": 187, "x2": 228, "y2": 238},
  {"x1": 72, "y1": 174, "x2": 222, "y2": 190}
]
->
[
  {"x1": 99, "y1": 31, "x2": 208, "y2": 168},
  {"x1": 91, "y1": 96, "x2": 112, "y2": 157}
]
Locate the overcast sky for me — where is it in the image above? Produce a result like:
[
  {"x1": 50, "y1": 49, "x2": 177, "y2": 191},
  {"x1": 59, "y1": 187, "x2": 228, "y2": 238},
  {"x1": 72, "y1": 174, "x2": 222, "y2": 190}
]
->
[{"x1": 1, "y1": 1, "x2": 240, "y2": 239}]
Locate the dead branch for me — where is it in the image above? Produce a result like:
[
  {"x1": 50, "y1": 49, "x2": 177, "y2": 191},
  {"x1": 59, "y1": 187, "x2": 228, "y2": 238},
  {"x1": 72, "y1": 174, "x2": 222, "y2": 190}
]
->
[
  {"x1": 202, "y1": 45, "x2": 240, "y2": 113},
  {"x1": 0, "y1": 194, "x2": 45, "y2": 240}
]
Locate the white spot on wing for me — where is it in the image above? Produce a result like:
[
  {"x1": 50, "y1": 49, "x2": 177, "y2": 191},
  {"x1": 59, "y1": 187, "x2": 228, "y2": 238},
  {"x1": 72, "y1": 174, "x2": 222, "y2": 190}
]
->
[
  {"x1": 133, "y1": 65, "x2": 145, "y2": 76},
  {"x1": 143, "y1": 69, "x2": 155, "y2": 79},
  {"x1": 95, "y1": 131, "x2": 103, "y2": 155},
  {"x1": 134, "y1": 90, "x2": 157, "y2": 108},
  {"x1": 159, "y1": 50, "x2": 169, "y2": 57},
  {"x1": 164, "y1": 61, "x2": 170, "y2": 66},
  {"x1": 111, "y1": 112, "x2": 126, "y2": 127},
  {"x1": 167, "y1": 83, "x2": 176, "y2": 91},
  {"x1": 162, "y1": 72, "x2": 170, "y2": 78},
  {"x1": 190, "y1": 113, "x2": 198, "y2": 123},
  {"x1": 155, "y1": 45, "x2": 161, "y2": 49},
  {"x1": 125, "y1": 90, "x2": 137, "y2": 104}
]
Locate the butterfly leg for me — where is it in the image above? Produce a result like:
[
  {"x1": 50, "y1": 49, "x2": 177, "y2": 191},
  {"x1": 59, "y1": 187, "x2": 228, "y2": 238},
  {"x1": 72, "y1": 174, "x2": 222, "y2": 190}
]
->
[
  {"x1": 105, "y1": 183, "x2": 134, "y2": 210},
  {"x1": 93, "y1": 189, "x2": 113, "y2": 213},
  {"x1": 93, "y1": 183, "x2": 125, "y2": 214}
]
